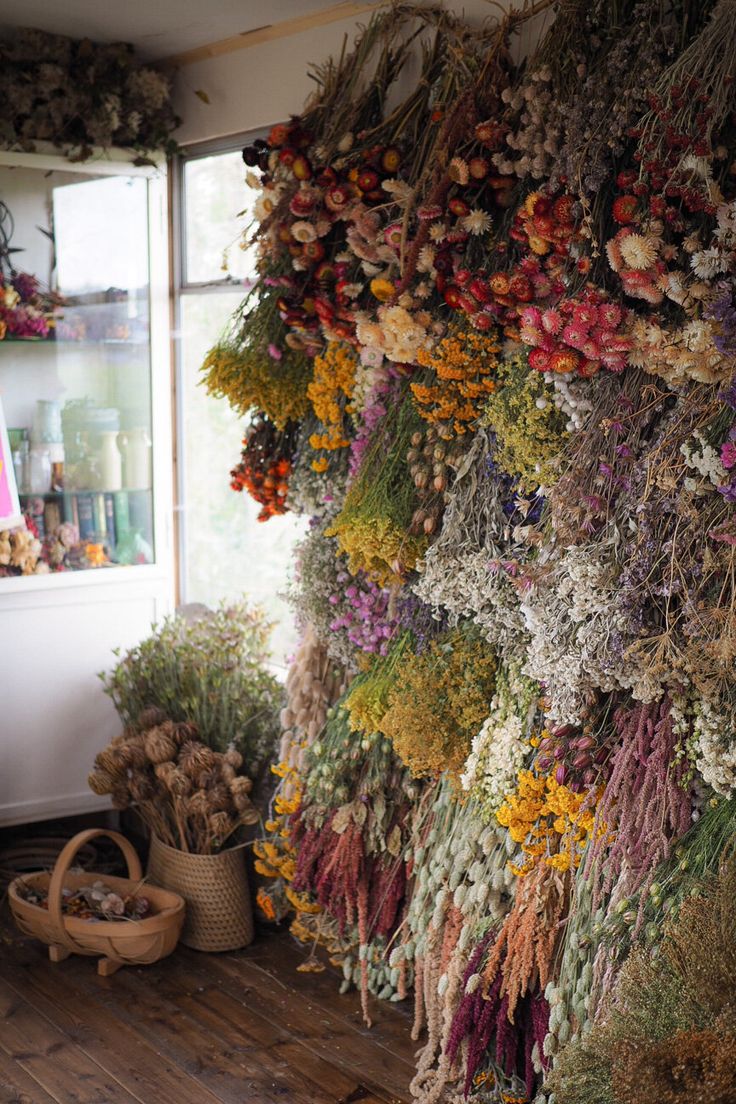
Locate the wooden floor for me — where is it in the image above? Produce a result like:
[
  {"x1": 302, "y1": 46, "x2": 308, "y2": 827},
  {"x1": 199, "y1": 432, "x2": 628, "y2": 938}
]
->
[{"x1": 0, "y1": 909, "x2": 417, "y2": 1104}]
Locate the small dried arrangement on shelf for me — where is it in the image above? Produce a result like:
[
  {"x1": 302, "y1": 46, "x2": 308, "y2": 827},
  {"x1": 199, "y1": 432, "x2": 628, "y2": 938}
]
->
[
  {"x1": 0, "y1": 28, "x2": 180, "y2": 159},
  {"x1": 89, "y1": 708, "x2": 260, "y2": 855},
  {"x1": 17, "y1": 879, "x2": 152, "y2": 921}
]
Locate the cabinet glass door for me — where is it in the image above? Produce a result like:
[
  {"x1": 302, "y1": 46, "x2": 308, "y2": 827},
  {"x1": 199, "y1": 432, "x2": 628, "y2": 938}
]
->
[{"x1": 0, "y1": 160, "x2": 156, "y2": 573}]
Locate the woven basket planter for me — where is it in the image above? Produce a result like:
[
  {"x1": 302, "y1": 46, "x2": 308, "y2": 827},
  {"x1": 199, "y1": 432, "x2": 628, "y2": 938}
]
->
[
  {"x1": 147, "y1": 835, "x2": 254, "y2": 952},
  {"x1": 8, "y1": 829, "x2": 185, "y2": 976}
]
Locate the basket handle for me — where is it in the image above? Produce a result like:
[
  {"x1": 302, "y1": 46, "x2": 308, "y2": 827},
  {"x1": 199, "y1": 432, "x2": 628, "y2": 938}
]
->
[{"x1": 47, "y1": 829, "x2": 143, "y2": 954}]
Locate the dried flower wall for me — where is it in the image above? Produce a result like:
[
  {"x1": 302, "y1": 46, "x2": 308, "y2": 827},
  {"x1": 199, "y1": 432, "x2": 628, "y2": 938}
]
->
[{"x1": 204, "y1": 2, "x2": 736, "y2": 1100}]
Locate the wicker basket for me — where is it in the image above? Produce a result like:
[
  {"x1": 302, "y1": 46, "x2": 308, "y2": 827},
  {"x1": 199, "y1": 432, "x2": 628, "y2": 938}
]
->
[
  {"x1": 8, "y1": 829, "x2": 185, "y2": 976},
  {"x1": 147, "y1": 834, "x2": 254, "y2": 952}
]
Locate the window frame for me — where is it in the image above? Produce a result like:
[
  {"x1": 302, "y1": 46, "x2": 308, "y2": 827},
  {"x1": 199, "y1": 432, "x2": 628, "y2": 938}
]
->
[{"x1": 170, "y1": 130, "x2": 267, "y2": 603}]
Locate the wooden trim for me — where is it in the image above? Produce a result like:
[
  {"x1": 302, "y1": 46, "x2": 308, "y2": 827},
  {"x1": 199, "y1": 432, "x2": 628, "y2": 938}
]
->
[{"x1": 156, "y1": 1, "x2": 386, "y2": 68}]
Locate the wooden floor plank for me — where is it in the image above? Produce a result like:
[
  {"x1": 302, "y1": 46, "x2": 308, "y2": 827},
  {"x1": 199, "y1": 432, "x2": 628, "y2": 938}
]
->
[
  {"x1": 70, "y1": 972, "x2": 300, "y2": 1104},
  {"x1": 243, "y1": 934, "x2": 415, "y2": 1059},
  {"x1": 0, "y1": 1057, "x2": 59, "y2": 1104},
  {"x1": 135, "y1": 964, "x2": 389, "y2": 1104},
  {"x1": 0, "y1": 978, "x2": 142, "y2": 1104},
  {"x1": 0, "y1": 909, "x2": 418, "y2": 1104},
  {"x1": 0, "y1": 950, "x2": 224, "y2": 1104},
  {"x1": 170, "y1": 948, "x2": 414, "y2": 1101}
]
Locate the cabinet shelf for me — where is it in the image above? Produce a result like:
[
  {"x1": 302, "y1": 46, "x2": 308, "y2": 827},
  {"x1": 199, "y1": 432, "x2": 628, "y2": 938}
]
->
[{"x1": 0, "y1": 337, "x2": 148, "y2": 349}]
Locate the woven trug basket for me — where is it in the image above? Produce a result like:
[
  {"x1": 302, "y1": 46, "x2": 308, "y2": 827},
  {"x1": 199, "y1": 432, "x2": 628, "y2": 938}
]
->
[
  {"x1": 8, "y1": 829, "x2": 185, "y2": 975},
  {"x1": 147, "y1": 835, "x2": 254, "y2": 952}
]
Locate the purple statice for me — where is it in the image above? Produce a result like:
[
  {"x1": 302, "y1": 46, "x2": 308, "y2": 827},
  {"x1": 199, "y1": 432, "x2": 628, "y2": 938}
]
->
[
  {"x1": 716, "y1": 424, "x2": 736, "y2": 504},
  {"x1": 706, "y1": 282, "x2": 736, "y2": 358},
  {"x1": 328, "y1": 567, "x2": 399, "y2": 656},
  {"x1": 396, "y1": 590, "x2": 449, "y2": 652}
]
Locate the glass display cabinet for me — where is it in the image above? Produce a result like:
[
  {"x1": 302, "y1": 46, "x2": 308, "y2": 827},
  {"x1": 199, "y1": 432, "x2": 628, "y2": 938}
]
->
[{"x1": 0, "y1": 147, "x2": 174, "y2": 826}]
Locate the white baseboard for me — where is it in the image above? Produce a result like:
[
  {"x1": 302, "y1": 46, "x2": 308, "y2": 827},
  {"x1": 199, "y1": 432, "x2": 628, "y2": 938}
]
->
[{"x1": 0, "y1": 791, "x2": 112, "y2": 828}]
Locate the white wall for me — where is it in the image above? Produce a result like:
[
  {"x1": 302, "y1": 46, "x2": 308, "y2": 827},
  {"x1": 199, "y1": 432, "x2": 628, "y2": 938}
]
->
[{"x1": 171, "y1": 2, "x2": 552, "y2": 146}]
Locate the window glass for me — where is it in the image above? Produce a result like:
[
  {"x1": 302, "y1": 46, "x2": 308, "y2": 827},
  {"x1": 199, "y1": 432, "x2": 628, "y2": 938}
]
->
[
  {"x1": 183, "y1": 151, "x2": 257, "y2": 284},
  {"x1": 177, "y1": 149, "x2": 307, "y2": 666}
]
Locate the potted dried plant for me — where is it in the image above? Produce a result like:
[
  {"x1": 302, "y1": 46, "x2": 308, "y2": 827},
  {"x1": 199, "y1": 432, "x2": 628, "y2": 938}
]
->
[
  {"x1": 89, "y1": 712, "x2": 260, "y2": 950},
  {"x1": 93, "y1": 603, "x2": 283, "y2": 951}
]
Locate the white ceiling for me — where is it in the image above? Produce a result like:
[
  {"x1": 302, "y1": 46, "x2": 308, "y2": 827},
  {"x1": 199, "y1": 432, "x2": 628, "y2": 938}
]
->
[{"x1": 0, "y1": 0, "x2": 343, "y2": 61}]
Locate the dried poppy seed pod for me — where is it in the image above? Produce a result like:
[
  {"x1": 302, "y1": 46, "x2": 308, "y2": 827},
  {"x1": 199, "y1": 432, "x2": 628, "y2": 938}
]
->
[
  {"x1": 230, "y1": 775, "x2": 254, "y2": 797},
  {"x1": 87, "y1": 769, "x2": 115, "y2": 795}
]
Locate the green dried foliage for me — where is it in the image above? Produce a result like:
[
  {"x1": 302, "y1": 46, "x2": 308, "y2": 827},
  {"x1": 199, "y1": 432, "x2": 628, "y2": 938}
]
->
[
  {"x1": 548, "y1": 841, "x2": 736, "y2": 1104},
  {"x1": 100, "y1": 603, "x2": 282, "y2": 773}
]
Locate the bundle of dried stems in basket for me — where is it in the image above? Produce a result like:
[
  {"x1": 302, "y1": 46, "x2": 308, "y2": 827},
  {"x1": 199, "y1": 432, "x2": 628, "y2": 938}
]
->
[{"x1": 88, "y1": 707, "x2": 260, "y2": 855}]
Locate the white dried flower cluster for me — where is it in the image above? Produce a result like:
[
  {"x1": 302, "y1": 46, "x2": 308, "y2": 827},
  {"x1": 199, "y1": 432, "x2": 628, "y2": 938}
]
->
[
  {"x1": 692, "y1": 694, "x2": 736, "y2": 797},
  {"x1": 628, "y1": 317, "x2": 726, "y2": 385},
  {"x1": 520, "y1": 533, "x2": 633, "y2": 723},
  {"x1": 680, "y1": 431, "x2": 728, "y2": 488},
  {"x1": 413, "y1": 432, "x2": 530, "y2": 658},
  {"x1": 546, "y1": 372, "x2": 595, "y2": 431},
  {"x1": 460, "y1": 663, "x2": 538, "y2": 814},
  {"x1": 356, "y1": 305, "x2": 431, "y2": 365}
]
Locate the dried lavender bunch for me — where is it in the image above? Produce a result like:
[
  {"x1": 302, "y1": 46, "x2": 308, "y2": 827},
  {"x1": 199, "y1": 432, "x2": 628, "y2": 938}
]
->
[{"x1": 549, "y1": 3, "x2": 682, "y2": 200}]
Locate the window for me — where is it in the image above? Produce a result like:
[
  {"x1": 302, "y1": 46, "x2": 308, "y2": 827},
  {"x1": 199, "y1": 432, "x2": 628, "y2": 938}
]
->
[{"x1": 173, "y1": 141, "x2": 307, "y2": 665}]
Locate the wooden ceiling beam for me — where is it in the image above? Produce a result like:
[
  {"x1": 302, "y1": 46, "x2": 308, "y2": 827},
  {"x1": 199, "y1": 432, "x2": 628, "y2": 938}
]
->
[{"x1": 156, "y1": 1, "x2": 386, "y2": 68}]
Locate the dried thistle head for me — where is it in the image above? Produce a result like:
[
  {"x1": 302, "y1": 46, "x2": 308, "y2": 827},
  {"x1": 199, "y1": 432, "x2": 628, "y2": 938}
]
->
[
  {"x1": 205, "y1": 783, "x2": 231, "y2": 813},
  {"x1": 154, "y1": 761, "x2": 177, "y2": 785},
  {"x1": 187, "y1": 790, "x2": 210, "y2": 817},
  {"x1": 179, "y1": 740, "x2": 217, "y2": 778},
  {"x1": 236, "y1": 795, "x2": 260, "y2": 826},
  {"x1": 126, "y1": 742, "x2": 149, "y2": 769},
  {"x1": 196, "y1": 767, "x2": 221, "y2": 791},
  {"x1": 94, "y1": 746, "x2": 128, "y2": 777},
  {"x1": 220, "y1": 762, "x2": 237, "y2": 784},
  {"x1": 87, "y1": 769, "x2": 115, "y2": 795},
  {"x1": 229, "y1": 775, "x2": 254, "y2": 798},
  {"x1": 137, "y1": 705, "x2": 168, "y2": 729},
  {"x1": 167, "y1": 768, "x2": 191, "y2": 797},
  {"x1": 129, "y1": 774, "x2": 156, "y2": 803},
  {"x1": 209, "y1": 811, "x2": 233, "y2": 840},
  {"x1": 223, "y1": 745, "x2": 243, "y2": 771},
  {"x1": 174, "y1": 721, "x2": 199, "y2": 744},
  {"x1": 144, "y1": 726, "x2": 178, "y2": 765}
]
